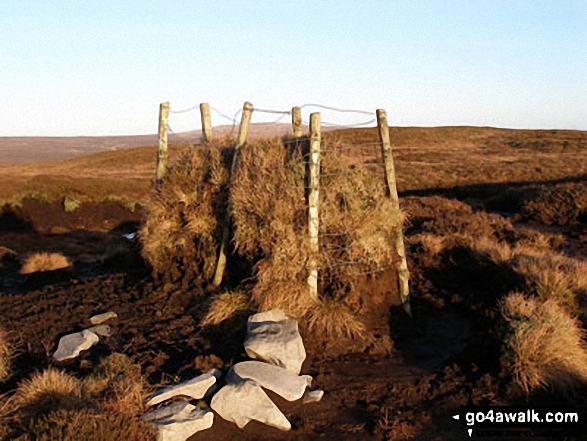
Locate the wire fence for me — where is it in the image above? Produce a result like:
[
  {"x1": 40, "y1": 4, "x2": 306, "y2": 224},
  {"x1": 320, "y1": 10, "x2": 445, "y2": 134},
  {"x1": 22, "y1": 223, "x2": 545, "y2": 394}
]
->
[{"x1": 158, "y1": 101, "x2": 406, "y2": 299}]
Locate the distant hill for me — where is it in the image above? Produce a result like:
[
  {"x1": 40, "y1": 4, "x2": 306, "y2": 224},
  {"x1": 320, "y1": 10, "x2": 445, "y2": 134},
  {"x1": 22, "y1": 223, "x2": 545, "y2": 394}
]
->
[{"x1": 0, "y1": 123, "x2": 301, "y2": 165}]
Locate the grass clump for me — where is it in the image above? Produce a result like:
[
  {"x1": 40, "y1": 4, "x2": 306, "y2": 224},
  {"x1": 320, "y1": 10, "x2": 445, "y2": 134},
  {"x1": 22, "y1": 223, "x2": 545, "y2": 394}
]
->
[
  {"x1": 84, "y1": 353, "x2": 150, "y2": 417},
  {"x1": 231, "y1": 137, "x2": 401, "y2": 323},
  {"x1": 500, "y1": 293, "x2": 587, "y2": 397},
  {"x1": 12, "y1": 368, "x2": 87, "y2": 418},
  {"x1": 201, "y1": 290, "x2": 254, "y2": 326},
  {"x1": 140, "y1": 144, "x2": 231, "y2": 284},
  {"x1": 0, "y1": 329, "x2": 13, "y2": 383},
  {"x1": 20, "y1": 252, "x2": 71, "y2": 274}
]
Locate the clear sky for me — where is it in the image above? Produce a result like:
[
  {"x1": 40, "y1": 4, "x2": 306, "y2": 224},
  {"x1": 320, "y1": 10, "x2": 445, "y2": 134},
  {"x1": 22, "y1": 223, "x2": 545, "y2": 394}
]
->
[{"x1": 1, "y1": 0, "x2": 586, "y2": 136}]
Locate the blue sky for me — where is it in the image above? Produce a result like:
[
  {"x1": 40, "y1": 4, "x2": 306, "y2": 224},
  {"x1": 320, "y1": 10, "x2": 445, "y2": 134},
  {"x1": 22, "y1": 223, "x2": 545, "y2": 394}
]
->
[{"x1": 1, "y1": 0, "x2": 585, "y2": 136}]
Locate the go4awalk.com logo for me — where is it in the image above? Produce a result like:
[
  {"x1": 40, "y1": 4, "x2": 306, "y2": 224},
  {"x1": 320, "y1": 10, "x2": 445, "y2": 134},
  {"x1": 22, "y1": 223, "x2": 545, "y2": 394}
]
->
[{"x1": 451, "y1": 407, "x2": 586, "y2": 438}]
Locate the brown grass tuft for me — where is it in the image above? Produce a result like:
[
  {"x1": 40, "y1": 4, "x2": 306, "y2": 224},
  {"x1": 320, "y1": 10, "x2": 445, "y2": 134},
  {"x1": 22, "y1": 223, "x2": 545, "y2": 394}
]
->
[
  {"x1": 19, "y1": 408, "x2": 156, "y2": 441},
  {"x1": 0, "y1": 329, "x2": 13, "y2": 383},
  {"x1": 20, "y1": 252, "x2": 71, "y2": 274},
  {"x1": 500, "y1": 293, "x2": 587, "y2": 396},
  {"x1": 200, "y1": 290, "x2": 254, "y2": 326},
  {"x1": 84, "y1": 353, "x2": 150, "y2": 417},
  {"x1": 140, "y1": 143, "x2": 232, "y2": 284},
  {"x1": 13, "y1": 368, "x2": 86, "y2": 418},
  {"x1": 305, "y1": 297, "x2": 366, "y2": 339}
]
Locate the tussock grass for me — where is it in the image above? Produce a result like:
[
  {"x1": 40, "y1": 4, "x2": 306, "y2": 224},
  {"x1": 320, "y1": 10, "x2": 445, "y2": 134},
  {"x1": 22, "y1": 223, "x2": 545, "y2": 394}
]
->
[
  {"x1": 231, "y1": 137, "x2": 400, "y2": 320},
  {"x1": 20, "y1": 252, "x2": 71, "y2": 274},
  {"x1": 305, "y1": 297, "x2": 366, "y2": 339},
  {"x1": 23, "y1": 409, "x2": 156, "y2": 441},
  {"x1": 469, "y1": 236, "x2": 586, "y2": 311},
  {"x1": 140, "y1": 143, "x2": 232, "y2": 284},
  {"x1": 200, "y1": 290, "x2": 254, "y2": 326},
  {"x1": 500, "y1": 293, "x2": 587, "y2": 396},
  {"x1": 84, "y1": 353, "x2": 150, "y2": 416},
  {"x1": 0, "y1": 329, "x2": 13, "y2": 383},
  {"x1": 142, "y1": 137, "x2": 402, "y2": 336},
  {"x1": 13, "y1": 368, "x2": 86, "y2": 418}
]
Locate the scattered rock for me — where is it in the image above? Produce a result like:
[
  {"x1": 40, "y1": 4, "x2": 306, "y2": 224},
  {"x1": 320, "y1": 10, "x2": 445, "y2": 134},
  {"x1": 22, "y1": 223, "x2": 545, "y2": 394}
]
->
[
  {"x1": 303, "y1": 390, "x2": 324, "y2": 404},
  {"x1": 147, "y1": 369, "x2": 220, "y2": 407},
  {"x1": 86, "y1": 324, "x2": 112, "y2": 337},
  {"x1": 143, "y1": 401, "x2": 214, "y2": 441},
  {"x1": 90, "y1": 311, "x2": 118, "y2": 325},
  {"x1": 53, "y1": 329, "x2": 99, "y2": 361},
  {"x1": 228, "y1": 361, "x2": 312, "y2": 401},
  {"x1": 211, "y1": 380, "x2": 291, "y2": 431},
  {"x1": 244, "y1": 309, "x2": 306, "y2": 375}
]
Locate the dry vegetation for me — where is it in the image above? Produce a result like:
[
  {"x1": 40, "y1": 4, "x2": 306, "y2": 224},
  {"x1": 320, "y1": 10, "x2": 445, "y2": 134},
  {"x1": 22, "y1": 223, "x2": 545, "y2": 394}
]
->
[
  {"x1": 19, "y1": 252, "x2": 71, "y2": 274},
  {"x1": 500, "y1": 293, "x2": 587, "y2": 396},
  {"x1": 141, "y1": 136, "x2": 401, "y2": 339},
  {"x1": 0, "y1": 125, "x2": 586, "y2": 439},
  {"x1": 1, "y1": 354, "x2": 154, "y2": 440}
]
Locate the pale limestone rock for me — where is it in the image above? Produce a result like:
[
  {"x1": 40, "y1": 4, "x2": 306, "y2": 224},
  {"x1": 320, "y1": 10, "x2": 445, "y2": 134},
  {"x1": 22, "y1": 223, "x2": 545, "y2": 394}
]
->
[
  {"x1": 303, "y1": 390, "x2": 324, "y2": 404},
  {"x1": 53, "y1": 330, "x2": 99, "y2": 361},
  {"x1": 228, "y1": 361, "x2": 311, "y2": 401},
  {"x1": 90, "y1": 311, "x2": 118, "y2": 325},
  {"x1": 143, "y1": 401, "x2": 213, "y2": 441},
  {"x1": 147, "y1": 369, "x2": 220, "y2": 407},
  {"x1": 244, "y1": 310, "x2": 306, "y2": 375},
  {"x1": 211, "y1": 380, "x2": 291, "y2": 431},
  {"x1": 85, "y1": 324, "x2": 112, "y2": 337}
]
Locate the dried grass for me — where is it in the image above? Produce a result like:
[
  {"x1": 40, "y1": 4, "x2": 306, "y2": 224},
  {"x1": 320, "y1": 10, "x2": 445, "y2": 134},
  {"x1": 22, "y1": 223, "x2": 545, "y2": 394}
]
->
[
  {"x1": 84, "y1": 353, "x2": 150, "y2": 416},
  {"x1": 0, "y1": 329, "x2": 12, "y2": 383},
  {"x1": 200, "y1": 290, "x2": 254, "y2": 326},
  {"x1": 13, "y1": 368, "x2": 86, "y2": 417},
  {"x1": 19, "y1": 408, "x2": 156, "y2": 441},
  {"x1": 20, "y1": 252, "x2": 71, "y2": 274},
  {"x1": 500, "y1": 293, "x2": 587, "y2": 396},
  {"x1": 231, "y1": 137, "x2": 400, "y2": 320},
  {"x1": 305, "y1": 297, "x2": 367, "y2": 339},
  {"x1": 140, "y1": 144, "x2": 232, "y2": 283},
  {"x1": 141, "y1": 136, "x2": 403, "y2": 334}
]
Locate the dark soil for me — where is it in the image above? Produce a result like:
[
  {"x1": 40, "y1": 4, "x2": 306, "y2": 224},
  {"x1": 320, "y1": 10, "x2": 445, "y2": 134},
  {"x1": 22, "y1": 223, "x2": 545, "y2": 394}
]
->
[{"x1": 0, "y1": 197, "x2": 584, "y2": 440}]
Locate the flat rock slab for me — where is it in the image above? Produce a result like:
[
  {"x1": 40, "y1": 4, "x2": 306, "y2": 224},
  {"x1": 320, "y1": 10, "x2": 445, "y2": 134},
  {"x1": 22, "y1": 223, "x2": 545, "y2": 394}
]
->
[
  {"x1": 147, "y1": 370, "x2": 220, "y2": 407},
  {"x1": 143, "y1": 401, "x2": 214, "y2": 441},
  {"x1": 53, "y1": 329, "x2": 99, "y2": 361},
  {"x1": 245, "y1": 309, "x2": 306, "y2": 375},
  {"x1": 303, "y1": 390, "x2": 324, "y2": 404},
  {"x1": 211, "y1": 380, "x2": 291, "y2": 431},
  {"x1": 90, "y1": 311, "x2": 118, "y2": 325},
  {"x1": 228, "y1": 361, "x2": 312, "y2": 402}
]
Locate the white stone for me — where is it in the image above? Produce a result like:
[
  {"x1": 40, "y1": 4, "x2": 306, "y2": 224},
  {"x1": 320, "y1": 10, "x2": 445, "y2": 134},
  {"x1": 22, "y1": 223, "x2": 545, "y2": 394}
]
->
[
  {"x1": 227, "y1": 361, "x2": 312, "y2": 402},
  {"x1": 90, "y1": 311, "x2": 118, "y2": 325},
  {"x1": 53, "y1": 330, "x2": 99, "y2": 361},
  {"x1": 303, "y1": 390, "x2": 324, "y2": 404},
  {"x1": 245, "y1": 310, "x2": 306, "y2": 375},
  {"x1": 247, "y1": 309, "x2": 288, "y2": 332},
  {"x1": 143, "y1": 401, "x2": 213, "y2": 441},
  {"x1": 147, "y1": 370, "x2": 220, "y2": 407},
  {"x1": 211, "y1": 380, "x2": 291, "y2": 431},
  {"x1": 85, "y1": 324, "x2": 112, "y2": 337}
]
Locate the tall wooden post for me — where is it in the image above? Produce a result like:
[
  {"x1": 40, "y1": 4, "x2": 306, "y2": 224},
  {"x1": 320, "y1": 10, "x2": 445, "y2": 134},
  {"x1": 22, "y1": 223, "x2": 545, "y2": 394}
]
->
[
  {"x1": 377, "y1": 109, "x2": 411, "y2": 315},
  {"x1": 200, "y1": 103, "x2": 212, "y2": 142},
  {"x1": 156, "y1": 101, "x2": 170, "y2": 191},
  {"x1": 212, "y1": 101, "x2": 254, "y2": 287},
  {"x1": 292, "y1": 106, "x2": 302, "y2": 137},
  {"x1": 307, "y1": 112, "x2": 321, "y2": 301}
]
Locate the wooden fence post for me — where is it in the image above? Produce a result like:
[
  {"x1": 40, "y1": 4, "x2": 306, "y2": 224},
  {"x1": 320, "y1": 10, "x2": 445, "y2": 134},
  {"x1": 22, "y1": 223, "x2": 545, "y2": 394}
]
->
[
  {"x1": 212, "y1": 101, "x2": 254, "y2": 287},
  {"x1": 200, "y1": 103, "x2": 212, "y2": 142},
  {"x1": 307, "y1": 112, "x2": 321, "y2": 301},
  {"x1": 376, "y1": 109, "x2": 411, "y2": 315},
  {"x1": 156, "y1": 101, "x2": 170, "y2": 191},
  {"x1": 292, "y1": 106, "x2": 302, "y2": 137}
]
